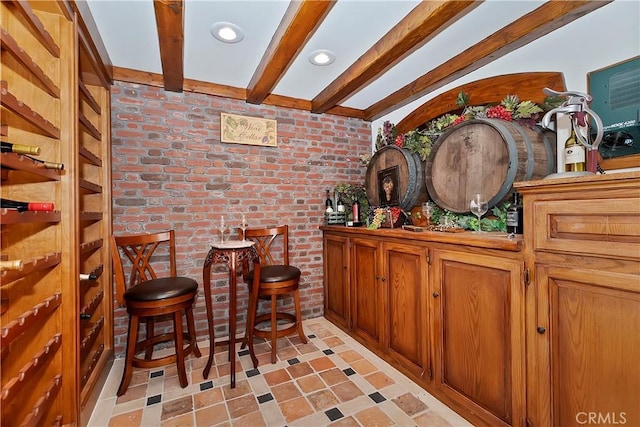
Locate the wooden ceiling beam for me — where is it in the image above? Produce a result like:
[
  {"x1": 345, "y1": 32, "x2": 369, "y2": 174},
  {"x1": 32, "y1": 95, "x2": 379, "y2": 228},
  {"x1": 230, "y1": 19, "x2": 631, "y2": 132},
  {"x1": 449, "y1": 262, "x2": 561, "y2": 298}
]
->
[
  {"x1": 246, "y1": 0, "x2": 336, "y2": 105},
  {"x1": 153, "y1": 0, "x2": 184, "y2": 92},
  {"x1": 364, "y1": 0, "x2": 612, "y2": 121},
  {"x1": 311, "y1": 0, "x2": 479, "y2": 114}
]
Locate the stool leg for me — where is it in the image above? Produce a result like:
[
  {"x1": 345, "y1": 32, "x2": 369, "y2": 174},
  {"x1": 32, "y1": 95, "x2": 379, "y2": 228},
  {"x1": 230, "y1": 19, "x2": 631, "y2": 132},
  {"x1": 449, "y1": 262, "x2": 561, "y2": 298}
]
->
[
  {"x1": 240, "y1": 288, "x2": 251, "y2": 350},
  {"x1": 246, "y1": 282, "x2": 259, "y2": 369},
  {"x1": 293, "y1": 288, "x2": 307, "y2": 344},
  {"x1": 118, "y1": 314, "x2": 139, "y2": 396},
  {"x1": 173, "y1": 311, "x2": 188, "y2": 388},
  {"x1": 185, "y1": 305, "x2": 201, "y2": 357},
  {"x1": 144, "y1": 317, "x2": 155, "y2": 359},
  {"x1": 270, "y1": 295, "x2": 277, "y2": 364}
]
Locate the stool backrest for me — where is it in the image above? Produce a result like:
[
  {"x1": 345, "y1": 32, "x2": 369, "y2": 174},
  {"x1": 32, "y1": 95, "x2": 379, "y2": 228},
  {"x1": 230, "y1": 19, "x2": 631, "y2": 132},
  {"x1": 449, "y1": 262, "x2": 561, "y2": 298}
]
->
[
  {"x1": 242, "y1": 225, "x2": 290, "y2": 266},
  {"x1": 110, "y1": 230, "x2": 177, "y2": 305}
]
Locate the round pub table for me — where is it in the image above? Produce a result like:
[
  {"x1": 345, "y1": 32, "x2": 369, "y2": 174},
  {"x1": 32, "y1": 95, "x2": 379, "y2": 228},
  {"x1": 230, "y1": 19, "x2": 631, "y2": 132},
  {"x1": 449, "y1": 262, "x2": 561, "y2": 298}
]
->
[{"x1": 202, "y1": 240, "x2": 258, "y2": 388}]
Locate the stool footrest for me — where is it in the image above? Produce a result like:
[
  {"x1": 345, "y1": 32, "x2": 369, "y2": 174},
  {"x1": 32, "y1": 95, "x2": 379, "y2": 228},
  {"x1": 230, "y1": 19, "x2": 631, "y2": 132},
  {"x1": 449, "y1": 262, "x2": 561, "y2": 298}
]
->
[
  {"x1": 132, "y1": 332, "x2": 198, "y2": 370},
  {"x1": 252, "y1": 312, "x2": 299, "y2": 339}
]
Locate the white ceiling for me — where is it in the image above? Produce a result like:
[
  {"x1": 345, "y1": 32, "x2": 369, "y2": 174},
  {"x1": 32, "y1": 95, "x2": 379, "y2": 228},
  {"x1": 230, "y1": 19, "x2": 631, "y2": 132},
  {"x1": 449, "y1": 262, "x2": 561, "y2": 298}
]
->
[{"x1": 84, "y1": 0, "x2": 639, "y2": 129}]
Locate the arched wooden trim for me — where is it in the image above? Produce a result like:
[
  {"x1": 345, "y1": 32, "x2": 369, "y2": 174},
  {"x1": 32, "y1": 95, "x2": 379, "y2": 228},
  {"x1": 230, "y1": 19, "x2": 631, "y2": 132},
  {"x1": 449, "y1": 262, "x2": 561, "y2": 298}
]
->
[{"x1": 395, "y1": 72, "x2": 566, "y2": 134}]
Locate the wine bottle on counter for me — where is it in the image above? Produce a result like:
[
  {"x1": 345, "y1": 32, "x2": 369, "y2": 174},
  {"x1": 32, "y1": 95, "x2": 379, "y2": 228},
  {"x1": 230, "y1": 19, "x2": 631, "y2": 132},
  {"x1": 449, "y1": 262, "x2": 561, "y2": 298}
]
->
[
  {"x1": 564, "y1": 128, "x2": 586, "y2": 172},
  {"x1": 0, "y1": 259, "x2": 24, "y2": 271},
  {"x1": 506, "y1": 192, "x2": 523, "y2": 234},
  {"x1": 23, "y1": 154, "x2": 64, "y2": 170},
  {"x1": 79, "y1": 273, "x2": 97, "y2": 281},
  {"x1": 1, "y1": 141, "x2": 41, "y2": 155},
  {"x1": 337, "y1": 194, "x2": 345, "y2": 213},
  {"x1": 325, "y1": 189, "x2": 333, "y2": 213},
  {"x1": 352, "y1": 198, "x2": 361, "y2": 225},
  {"x1": 1, "y1": 198, "x2": 55, "y2": 212}
]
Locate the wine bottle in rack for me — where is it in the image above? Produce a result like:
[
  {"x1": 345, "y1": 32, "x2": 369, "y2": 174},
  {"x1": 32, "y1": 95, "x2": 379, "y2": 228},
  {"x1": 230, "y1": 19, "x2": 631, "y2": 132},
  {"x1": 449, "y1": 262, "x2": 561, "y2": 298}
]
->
[
  {"x1": 0, "y1": 259, "x2": 24, "y2": 271},
  {"x1": 325, "y1": 189, "x2": 333, "y2": 212},
  {"x1": 23, "y1": 154, "x2": 64, "y2": 170},
  {"x1": 80, "y1": 313, "x2": 91, "y2": 320},
  {"x1": 337, "y1": 194, "x2": 345, "y2": 213},
  {"x1": 1, "y1": 141, "x2": 41, "y2": 155},
  {"x1": 1, "y1": 198, "x2": 55, "y2": 212},
  {"x1": 79, "y1": 273, "x2": 97, "y2": 281}
]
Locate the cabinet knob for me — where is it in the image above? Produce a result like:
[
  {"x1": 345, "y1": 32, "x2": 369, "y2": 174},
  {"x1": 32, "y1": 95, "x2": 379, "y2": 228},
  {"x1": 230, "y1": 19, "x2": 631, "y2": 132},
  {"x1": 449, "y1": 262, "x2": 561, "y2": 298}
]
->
[
  {"x1": 432, "y1": 292, "x2": 439, "y2": 297},
  {"x1": 537, "y1": 326, "x2": 546, "y2": 334},
  {"x1": 381, "y1": 277, "x2": 386, "y2": 282},
  {"x1": 375, "y1": 275, "x2": 380, "y2": 280}
]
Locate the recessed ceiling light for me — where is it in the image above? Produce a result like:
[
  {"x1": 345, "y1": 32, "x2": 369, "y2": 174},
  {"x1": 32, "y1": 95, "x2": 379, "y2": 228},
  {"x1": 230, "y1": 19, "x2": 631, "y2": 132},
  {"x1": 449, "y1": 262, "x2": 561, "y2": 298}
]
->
[
  {"x1": 309, "y1": 49, "x2": 335, "y2": 66},
  {"x1": 210, "y1": 22, "x2": 244, "y2": 43}
]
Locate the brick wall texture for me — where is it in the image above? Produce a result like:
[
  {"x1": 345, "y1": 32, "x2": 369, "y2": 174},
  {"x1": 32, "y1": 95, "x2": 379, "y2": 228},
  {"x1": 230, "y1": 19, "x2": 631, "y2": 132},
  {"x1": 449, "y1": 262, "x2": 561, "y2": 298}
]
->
[{"x1": 110, "y1": 81, "x2": 372, "y2": 356}]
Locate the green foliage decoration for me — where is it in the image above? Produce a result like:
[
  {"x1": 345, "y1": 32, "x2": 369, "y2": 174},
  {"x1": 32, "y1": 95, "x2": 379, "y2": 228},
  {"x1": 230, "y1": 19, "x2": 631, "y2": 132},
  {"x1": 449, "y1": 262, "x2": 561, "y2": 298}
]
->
[
  {"x1": 428, "y1": 201, "x2": 511, "y2": 232},
  {"x1": 334, "y1": 183, "x2": 369, "y2": 223}
]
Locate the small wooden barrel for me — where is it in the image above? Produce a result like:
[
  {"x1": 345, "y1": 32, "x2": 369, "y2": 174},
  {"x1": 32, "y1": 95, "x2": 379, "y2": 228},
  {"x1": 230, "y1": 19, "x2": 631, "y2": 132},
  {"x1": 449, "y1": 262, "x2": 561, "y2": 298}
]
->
[
  {"x1": 425, "y1": 119, "x2": 555, "y2": 213},
  {"x1": 365, "y1": 145, "x2": 428, "y2": 210}
]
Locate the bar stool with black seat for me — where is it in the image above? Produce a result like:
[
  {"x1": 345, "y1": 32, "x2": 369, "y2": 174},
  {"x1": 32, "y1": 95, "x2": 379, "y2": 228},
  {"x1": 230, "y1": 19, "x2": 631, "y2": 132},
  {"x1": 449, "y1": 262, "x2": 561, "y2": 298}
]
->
[
  {"x1": 239, "y1": 225, "x2": 307, "y2": 364},
  {"x1": 110, "y1": 230, "x2": 201, "y2": 396}
]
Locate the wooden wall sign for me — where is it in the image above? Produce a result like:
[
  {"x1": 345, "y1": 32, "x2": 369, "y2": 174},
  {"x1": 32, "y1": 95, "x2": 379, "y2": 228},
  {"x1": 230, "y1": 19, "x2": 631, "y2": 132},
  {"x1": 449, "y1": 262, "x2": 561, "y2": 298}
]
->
[{"x1": 220, "y1": 113, "x2": 277, "y2": 147}]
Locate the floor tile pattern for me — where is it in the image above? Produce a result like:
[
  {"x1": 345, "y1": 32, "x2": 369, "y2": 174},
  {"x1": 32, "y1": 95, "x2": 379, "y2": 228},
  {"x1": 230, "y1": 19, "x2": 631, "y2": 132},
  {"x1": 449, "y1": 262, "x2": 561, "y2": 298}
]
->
[{"x1": 89, "y1": 317, "x2": 472, "y2": 426}]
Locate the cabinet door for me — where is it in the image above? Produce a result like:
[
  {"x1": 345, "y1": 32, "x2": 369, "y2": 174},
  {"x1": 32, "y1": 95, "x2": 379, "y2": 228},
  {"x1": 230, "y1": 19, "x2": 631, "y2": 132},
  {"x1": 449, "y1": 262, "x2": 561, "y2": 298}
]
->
[
  {"x1": 530, "y1": 265, "x2": 640, "y2": 427},
  {"x1": 384, "y1": 241, "x2": 429, "y2": 379},
  {"x1": 350, "y1": 237, "x2": 383, "y2": 348},
  {"x1": 323, "y1": 234, "x2": 350, "y2": 330},
  {"x1": 432, "y1": 250, "x2": 524, "y2": 426}
]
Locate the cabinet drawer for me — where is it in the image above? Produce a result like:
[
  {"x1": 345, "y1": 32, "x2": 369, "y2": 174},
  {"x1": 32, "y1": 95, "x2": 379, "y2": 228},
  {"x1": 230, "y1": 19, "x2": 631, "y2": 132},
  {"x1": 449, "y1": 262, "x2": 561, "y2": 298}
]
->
[{"x1": 532, "y1": 197, "x2": 640, "y2": 259}]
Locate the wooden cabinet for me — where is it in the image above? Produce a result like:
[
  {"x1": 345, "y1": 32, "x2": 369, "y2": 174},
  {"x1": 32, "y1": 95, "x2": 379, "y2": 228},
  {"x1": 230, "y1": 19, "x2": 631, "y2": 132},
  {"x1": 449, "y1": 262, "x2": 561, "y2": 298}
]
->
[
  {"x1": 323, "y1": 232, "x2": 431, "y2": 377},
  {"x1": 323, "y1": 233, "x2": 349, "y2": 330},
  {"x1": 431, "y1": 249, "x2": 524, "y2": 426},
  {"x1": 1, "y1": 1, "x2": 112, "y2": 425},
  {"x1": 350, "y1": 237, "x2": 384, "y2": 349},
  {"x1": 517, "y1": 173, "x2": 640, "y2": 427},
  {"x1": 384, "y1": 241, "x2": 429, "y2": 379},
  {"x1": 322, "y1": 226, "x2": 522, "y2": 426}
]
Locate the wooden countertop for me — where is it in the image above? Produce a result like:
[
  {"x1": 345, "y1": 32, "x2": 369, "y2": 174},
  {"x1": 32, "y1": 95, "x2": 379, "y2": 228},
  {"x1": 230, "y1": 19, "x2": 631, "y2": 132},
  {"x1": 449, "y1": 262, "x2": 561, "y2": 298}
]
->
[
  {"x1": 320, "y1": 225, "x2": 523, "y2": 252},
  {"x1": 514, "y1": 170, "x2": 640, "y2": 192}
]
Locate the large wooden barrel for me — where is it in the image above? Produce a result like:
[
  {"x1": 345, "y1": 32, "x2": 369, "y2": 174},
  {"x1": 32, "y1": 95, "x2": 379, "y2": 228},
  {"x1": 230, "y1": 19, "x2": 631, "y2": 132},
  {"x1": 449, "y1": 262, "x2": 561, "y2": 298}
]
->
[
  {"x1": 365, "y1": 145, "x2": 428, "y2": 210},
  {"x1": 425, "y1": 119, "x2": 556, "y2": 213}
]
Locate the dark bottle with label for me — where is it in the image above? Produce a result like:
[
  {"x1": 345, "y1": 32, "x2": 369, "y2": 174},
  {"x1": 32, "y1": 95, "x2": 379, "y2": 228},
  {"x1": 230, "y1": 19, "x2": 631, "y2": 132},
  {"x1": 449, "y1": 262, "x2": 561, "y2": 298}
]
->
[
  {"x1": 1, "y1": 198, "x2": 55, "y2": 212},
  {"x1": 337, "y1": 194, "x2": 345, "y2": 213},
  {"x1": 1, "y1": 141, "x2": 41, "y2": 155},
  {"x1": 506, "y1": 192, "x2": 523, "y2": 234},
  {"x1": 325, "y1": 189, "x2": 333, "y2": 212}
]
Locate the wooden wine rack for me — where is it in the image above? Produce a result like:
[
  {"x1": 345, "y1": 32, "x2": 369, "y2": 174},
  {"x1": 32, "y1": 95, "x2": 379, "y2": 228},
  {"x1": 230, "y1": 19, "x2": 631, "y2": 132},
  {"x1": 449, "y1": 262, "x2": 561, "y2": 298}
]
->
[{"x1": 1, "y1": 1, "x2": 113, "y2": 425}]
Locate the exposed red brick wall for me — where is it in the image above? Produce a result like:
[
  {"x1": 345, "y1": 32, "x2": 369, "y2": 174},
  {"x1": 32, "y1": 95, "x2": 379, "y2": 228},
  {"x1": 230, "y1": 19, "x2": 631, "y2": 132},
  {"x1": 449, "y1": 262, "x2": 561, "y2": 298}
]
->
[{"x1": 110, "y1": 81, "x2": 371, "y2": 356}]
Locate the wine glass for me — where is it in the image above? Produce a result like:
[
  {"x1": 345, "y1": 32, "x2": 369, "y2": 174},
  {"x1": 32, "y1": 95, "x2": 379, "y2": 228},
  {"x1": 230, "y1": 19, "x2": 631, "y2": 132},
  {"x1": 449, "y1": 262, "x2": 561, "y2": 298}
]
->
[
  {"x1": 240, "y1": 215, "x2": 248, "y2": 242},
  {"x1": 218, "y1": 216, "x2": 227, "y2": 244},
  {"x1": 469, "y1": 193, "x2": 489, "y2": 232}
]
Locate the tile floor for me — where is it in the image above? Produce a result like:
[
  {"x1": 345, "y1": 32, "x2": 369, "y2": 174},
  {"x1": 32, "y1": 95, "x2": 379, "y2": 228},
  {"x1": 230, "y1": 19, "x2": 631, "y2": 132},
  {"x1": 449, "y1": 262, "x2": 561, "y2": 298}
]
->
[{"x1": 88, "y1": 317, "x2": 472, "y2": 426}]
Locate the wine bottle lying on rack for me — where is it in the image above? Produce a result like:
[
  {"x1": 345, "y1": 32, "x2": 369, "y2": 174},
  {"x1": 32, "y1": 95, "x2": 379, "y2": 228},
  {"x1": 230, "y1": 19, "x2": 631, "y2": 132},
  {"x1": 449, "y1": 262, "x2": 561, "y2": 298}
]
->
[
  {"x1": 0, "y1": 259, "x2": 24, "y2": 271},
  {"x1": 22, "y1": 154, "x2": 64, "y2": 170},
  {"x1": 1, "y1": 141, "x2": 41, "y2": 155},
  {"x1": 79, "y1": 273, "x2": 97, "y2": 281},
  {"x1": 1, "y1": 198, "x2": 54, "y2": 212}
]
